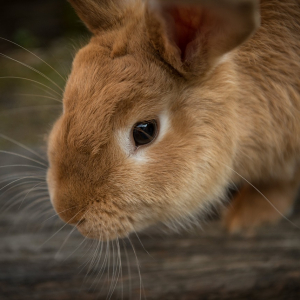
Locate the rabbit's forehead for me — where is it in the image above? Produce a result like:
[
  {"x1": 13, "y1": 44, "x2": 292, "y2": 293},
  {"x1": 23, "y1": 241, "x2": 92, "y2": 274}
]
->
[
  {"x1": 66, "y1": 44, "x2": 169, "y2": 101},
  {"x1": 64, "y1": 43, "x2": 174, "y2": 118}
]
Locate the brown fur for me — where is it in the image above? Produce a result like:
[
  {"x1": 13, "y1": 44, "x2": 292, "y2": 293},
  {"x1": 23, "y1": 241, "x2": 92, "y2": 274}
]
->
[{"x1": 47, "y1": 0, "x2": 300, "y2": 240}]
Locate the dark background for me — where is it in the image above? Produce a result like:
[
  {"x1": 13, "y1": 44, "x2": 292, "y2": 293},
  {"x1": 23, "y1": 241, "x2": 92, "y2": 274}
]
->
[{"x1": 0, "y1": 0, "x2": 87, "y2": 52}]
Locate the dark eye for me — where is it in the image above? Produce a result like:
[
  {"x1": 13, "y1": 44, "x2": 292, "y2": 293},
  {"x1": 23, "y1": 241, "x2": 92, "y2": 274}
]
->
[{"x1": 132, "y1": 120, "x2": 158, "y2": 147}]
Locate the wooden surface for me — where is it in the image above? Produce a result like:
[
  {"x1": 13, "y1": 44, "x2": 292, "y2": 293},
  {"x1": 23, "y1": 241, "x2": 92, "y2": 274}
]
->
[{"x1": 0, "y1": 152, "x2": 300, "y2": 300}]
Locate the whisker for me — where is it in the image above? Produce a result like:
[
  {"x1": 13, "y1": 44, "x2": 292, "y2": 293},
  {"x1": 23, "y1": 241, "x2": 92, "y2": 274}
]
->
[
  {"x1": 4, "y1": 197, "x2": 50, "y2": 234},
  {"x1": 0, "y1": 164, "x2": 46, "y2": 171},
  {"x1": 32, "y1": 83, "x2": 62, "y2": 99},
  {"x1": 86, "y1": 236, "x2": 102, "y2": 283},
  {"x1": 0, "y1": 179, "x2": 42, "y2": 200},
  {"x1": 97, "y1": 235, "x2": 105, "y2": 267},
  {"x1": 0, "y1": 37, "x2": 66, "y2": 82},
  {"x1": 1, "y1": 192, "x2": 49, "y2": 217},
  {"x1": 30, "y1": 205, "x2": 54, "y2": 223},
  {"x1": 84, "y1": 240, "x2": 101, "y2": 290},
  {"x1": 20, "y1": 195, "x2": 50, "y2": 212},
  {"x1": 0, "y1": 77, "x2": 62, "y2": 97},
  {"x1": 0, "y1": 175, "x2": 41, "y2": 188},
  {"x1": 63, "y1": 227, "x2": 92, "y2": 263},
  {"x1": 132, "y1": 229, "x2": 152, "y2": 258},
  {"x1": 0, "y1": 52, "x2": 64, "y2": 93},
  {"x1": 93, "y1": 238, "x2": 110, "y2": 294},
  {"x1": 107, "y1": 238, "x2": 117, "y2": 299},
  {"x1": 17, "y1": 93, "x2": 62, "y2": 103},
  {"x1": 27, "y1": 200, "x2": 52, "y2": 218},
  {"x1": 106, "y1": 241, "x2": 111, "y2": 296},
  {"x1": 223, "y1": 164, "x2": 300, "y2": 230},
  {"x1": 18, "y1": 181, "x2": 46, "y2": 209},
  {"x1": 0, "y1": 150, "x2": 48, "y2": 167},
  {"x1": 54, "y1": 216, "x2": 85, "y2": 259},
  {"x1": 116, "y1": 238, "x2": 123, "y2": 300},
  {"x1": 108, "y1": 237, "x2": 122, "y2": 300},
  {"x1": 78, "y1": 238, "x2": 98, "y2": 274},
  {"x1": 127, "y1": 237, "x2": 143, "y2": 300},
  {"x1": 0, "y1": 105, "x2": 61, "y2": 116},
  {"x1": 0, "y1": 134, "x2": 48, "y2": 162},
  {"x1": 42, "y1": 204, "x2": 87, "y2": 224},
  {"x1": 39, "y1": 206, "x2": 87, "y2": 248},
  {"x1": 122, "y1": 239, "x2": 132, "y2": 300},
  {"x1": 0, "y1": 176, "x2": 45, "y2": 193},
  {"x1": 29, "y1": 198, "x2": 54, "y2": 223}
]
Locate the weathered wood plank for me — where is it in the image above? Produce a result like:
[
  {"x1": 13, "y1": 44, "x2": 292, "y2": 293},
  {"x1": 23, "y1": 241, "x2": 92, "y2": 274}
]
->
[{"x1": 0, "y1": 153, "x2": 300, "y2": 299}]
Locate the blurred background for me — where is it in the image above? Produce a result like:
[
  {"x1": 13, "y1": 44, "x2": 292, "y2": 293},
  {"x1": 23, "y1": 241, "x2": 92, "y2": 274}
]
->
[
  {"x1": 0, "y1": 0, "x2": 88, "y2": 150},
  {"x1": 1, "y1": 1, "x2": 300, "y2": 299}
]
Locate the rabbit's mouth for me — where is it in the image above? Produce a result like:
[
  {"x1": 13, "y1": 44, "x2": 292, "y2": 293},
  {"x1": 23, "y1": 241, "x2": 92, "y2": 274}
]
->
[
  {"x1": 75, "y1": 214, "x2": 134, "y2": 241},
  {"x1": 77, "y1": 219, "x2": 86, "y2": 226}
]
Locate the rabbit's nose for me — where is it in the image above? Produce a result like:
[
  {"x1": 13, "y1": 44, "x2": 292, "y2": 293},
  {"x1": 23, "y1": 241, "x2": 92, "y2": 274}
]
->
[
  {"x1": 47, "y1": 169, "x2": 87, "y2": 225},
  {"x1": 53, "y1": 199, "x2": 86, "y2": 225}
]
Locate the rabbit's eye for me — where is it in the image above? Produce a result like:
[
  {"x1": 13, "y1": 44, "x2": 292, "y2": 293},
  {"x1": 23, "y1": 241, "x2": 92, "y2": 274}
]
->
[{"x1": 133, "y1": 120, "x2": 158, "y2": 147}]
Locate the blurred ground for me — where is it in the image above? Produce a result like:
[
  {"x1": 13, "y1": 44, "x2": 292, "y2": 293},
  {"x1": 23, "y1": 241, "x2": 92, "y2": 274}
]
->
[
  {"x1": 1, "y1": 1, "x2": 300, "y2": 300},
  {"x1": 0, "y1": 150, "x2": 300, "y2": 300}
]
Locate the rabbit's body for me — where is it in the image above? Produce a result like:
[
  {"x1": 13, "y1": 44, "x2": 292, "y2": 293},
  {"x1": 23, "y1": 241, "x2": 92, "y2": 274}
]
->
[
  {"x1": 47, "y1": 0, "x2": 300, "y2": 239},
  {"x1": 233, "y1": 0, "x2": 300, "y2": 180},
  {"x1": 224, "y1": 0, "x2": 300, "y2": 230}
]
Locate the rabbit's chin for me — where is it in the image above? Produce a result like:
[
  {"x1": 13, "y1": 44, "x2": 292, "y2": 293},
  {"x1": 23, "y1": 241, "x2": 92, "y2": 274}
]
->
[
  {"x1": 76, "y1": 223, "x2": 128, "y2": 241},
  {"x1": 73, "y1": 205, "x2": 152, "y2": 241},
  {"x1": 75, "y1": 217, "x2": 133, "y2": 241}
]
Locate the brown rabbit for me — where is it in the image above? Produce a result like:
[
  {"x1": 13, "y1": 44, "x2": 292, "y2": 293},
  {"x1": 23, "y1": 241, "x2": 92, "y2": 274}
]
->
[{"x1": 47, "y1": 0, "x2": 300, "y2": 240}]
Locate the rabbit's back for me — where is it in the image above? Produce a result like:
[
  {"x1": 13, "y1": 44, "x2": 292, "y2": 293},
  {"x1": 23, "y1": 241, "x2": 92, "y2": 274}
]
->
[{"x1": 231, "y1": 0, "x2": 300, "y2": 182}]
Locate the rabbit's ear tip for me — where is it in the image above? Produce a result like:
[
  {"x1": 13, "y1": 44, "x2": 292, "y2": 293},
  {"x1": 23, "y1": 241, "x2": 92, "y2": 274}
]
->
[
  {"x1": 146, "y1": 0, "x2": 260, "y2": 74},
  {"x1": 68, "y1": 0, "x2": 135, "y2": 33}
]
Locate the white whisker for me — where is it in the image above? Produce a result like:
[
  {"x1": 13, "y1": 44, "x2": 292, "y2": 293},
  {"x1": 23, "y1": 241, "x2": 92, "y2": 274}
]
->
[
  {"x1": 42, "y1": 204, "x2": 86, "y2": 224},
  {"x1": 117, "y1": 238, "x2": 123, "y2": 300},
  {"x1": 107, "y1": 238, "x2": 117, "y2": 299},
  {"x1": 0, "y1": 105, "x2": 61, "y2": 116},
  {"x1": 127, "y1": 237, "x2": 143, "y2": 300},
  {"x1": 0, "y1": 150, "x2": 48, "y2": 167},
  {"x1": 0, "y1": 134, "x2": 47, "y2": 162},
  {"x1": 107, "y1": 237, "x2": 122, "y2": 300},
  {"x1": 0, "y1": 52, "x2": 64, "y2": 93},
  {"x1": 17, "y1": 93, "x2": 62, "y2": 103},
  {"x1": 1, "y1": 191, "x2": 45, "y2": 214},
  {"x1": 0, "y1": 176, "x2": 45, "y2": 193},
  {"x1": 0, "y1": 77, "x2": 61, "y2": 97},
  {"x1": 0, "y1": 164, "x2": 46, "y2": 171},
  {"x1": 133, "y1": 229, "x2": 152, "y2": 258},
  {"x1": 18, "y1": 181, "x2": 46, "y2": 209},
  {"x1": 93, "y1": 238, "x2": 110, "y2": 294},
  {"x1": 63, "y1": 227, "x2": 91, "y2": 262},
  {"x1": 0, "y1": 180, "x2": 42, "y2": 201},
  {"x1": 55, "y1": 216, "x2": 85, "y2": 259},
  {"x1": 39, "y1": 206, "x2": 87, "y2": 248},
  {"x1": 223, "y1": 164, "x2": 300, "y2": 230},
  {"x1": 122, "y1": 239, "x2": 132, "y2": 300},
  {"x1": 0, "y1": 37, "x2": 66, "y2": 82}
]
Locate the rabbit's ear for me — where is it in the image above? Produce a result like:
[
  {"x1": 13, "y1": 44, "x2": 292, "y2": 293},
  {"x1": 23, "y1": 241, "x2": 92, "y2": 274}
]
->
[
  {"x1": 68, "y1": 0, "x2": 133, "y2": 33},
  {"x1": 146, "y1": 0, "x2": 260, "y2": 75}
]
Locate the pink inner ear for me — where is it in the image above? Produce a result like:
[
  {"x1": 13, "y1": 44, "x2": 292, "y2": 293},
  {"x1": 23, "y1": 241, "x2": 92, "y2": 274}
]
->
[{"x1": 163, "y1": 6, "x2": 213, "y2": 61}]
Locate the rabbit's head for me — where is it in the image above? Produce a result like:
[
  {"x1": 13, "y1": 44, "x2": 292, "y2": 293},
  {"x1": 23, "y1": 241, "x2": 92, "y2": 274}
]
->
[{"x1": 47, "y1": 0, "x2": 260, "y2": 240}]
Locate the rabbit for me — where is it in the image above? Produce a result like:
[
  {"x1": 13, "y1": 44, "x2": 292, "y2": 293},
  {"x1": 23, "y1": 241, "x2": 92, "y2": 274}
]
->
[{"x1": 46, "y1": 0, "x2": 300, "y2": 240}]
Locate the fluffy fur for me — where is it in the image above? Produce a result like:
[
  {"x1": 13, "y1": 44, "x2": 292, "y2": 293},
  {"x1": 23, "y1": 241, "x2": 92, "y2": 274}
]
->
[{"x1": 47, "y1": 0, "x2": 300, "y2": 240}]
